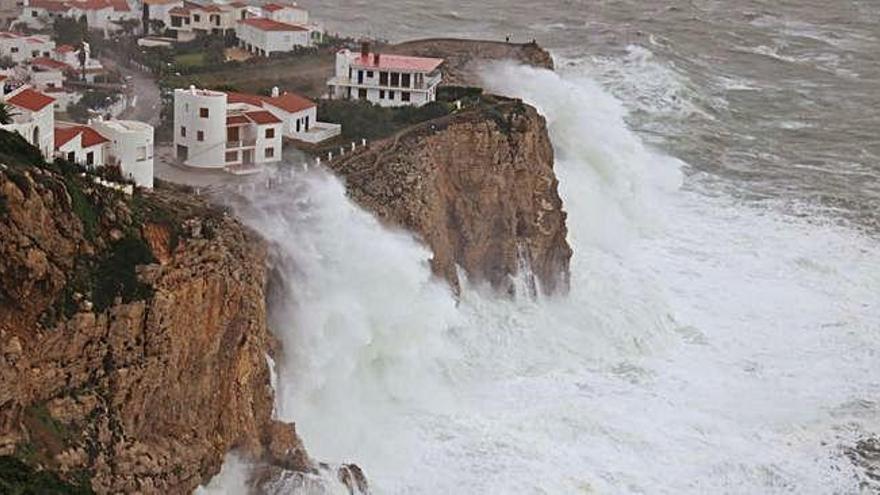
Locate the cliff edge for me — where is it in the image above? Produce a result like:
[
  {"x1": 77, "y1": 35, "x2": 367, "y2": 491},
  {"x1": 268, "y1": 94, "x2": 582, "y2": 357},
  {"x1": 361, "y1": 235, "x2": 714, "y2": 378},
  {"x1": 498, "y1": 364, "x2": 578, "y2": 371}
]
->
[
  {"x1": 329, "y1": 96, "x2": 571, "y2": 295},
  {"x1": 0, "y1": 132, "x2": 330, "y2": 493}
]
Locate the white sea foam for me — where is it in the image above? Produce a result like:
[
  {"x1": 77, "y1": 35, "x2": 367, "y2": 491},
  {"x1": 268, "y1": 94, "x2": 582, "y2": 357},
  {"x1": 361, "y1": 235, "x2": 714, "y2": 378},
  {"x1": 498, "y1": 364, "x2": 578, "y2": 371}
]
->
[{"x1": 210, "y1": 63, "x2": 880, "y2": 494}]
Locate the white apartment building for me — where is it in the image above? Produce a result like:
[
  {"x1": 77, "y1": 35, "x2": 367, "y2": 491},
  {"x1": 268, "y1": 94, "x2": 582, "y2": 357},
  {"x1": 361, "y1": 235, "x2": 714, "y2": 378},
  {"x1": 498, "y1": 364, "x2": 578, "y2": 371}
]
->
[
  {"x1": 54, "y1": 123, "x2": 109, "y2": 167},
  {"x1": 0, "y1": 85, "x2": 55, "y2": 156},
  {"x1": 328, "y1": 46, "x2": 443, "y2": 107},
  {"x1": 173, "y1": 86, "x2": 282, "y2": 173},
  {"x1": 91, "y1": 117, "x2": 154, "y2": 188},
  {"x1": 235, "y1": 17, "x2": 309, "y2": 56},
  {"x1": 225, "y1": 86, "x2": 340, "y2": 143},
  {"x1": 0, "y1": 31, "x2": 54, "y2": 64}
]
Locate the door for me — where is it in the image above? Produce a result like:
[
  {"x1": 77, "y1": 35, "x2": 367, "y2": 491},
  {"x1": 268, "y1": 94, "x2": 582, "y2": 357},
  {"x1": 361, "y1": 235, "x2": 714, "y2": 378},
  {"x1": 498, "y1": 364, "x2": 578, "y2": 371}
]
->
[{"x1": 176, "y1": 144, "x2": 188, "y2": 161}]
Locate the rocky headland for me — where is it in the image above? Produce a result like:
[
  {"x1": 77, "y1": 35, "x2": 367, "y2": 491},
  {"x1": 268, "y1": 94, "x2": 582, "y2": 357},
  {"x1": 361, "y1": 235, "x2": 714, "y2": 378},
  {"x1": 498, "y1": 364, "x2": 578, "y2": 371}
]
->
[{"x1": 0, "y1": 132, "x2": 359, "y2": 493}]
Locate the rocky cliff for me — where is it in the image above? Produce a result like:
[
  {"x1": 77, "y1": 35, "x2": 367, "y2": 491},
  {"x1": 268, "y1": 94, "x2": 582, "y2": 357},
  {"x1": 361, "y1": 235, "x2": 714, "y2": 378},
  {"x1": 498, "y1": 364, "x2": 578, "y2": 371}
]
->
[
  {"x1": 329, "y1": 96, "x2": 571, "y2": 295},
  {"x1": 391, "y1": 38, "x2": 555, "y2": 86},
  {"x1": 0, "y1": 132, "x2": 330, "y2": 494}
]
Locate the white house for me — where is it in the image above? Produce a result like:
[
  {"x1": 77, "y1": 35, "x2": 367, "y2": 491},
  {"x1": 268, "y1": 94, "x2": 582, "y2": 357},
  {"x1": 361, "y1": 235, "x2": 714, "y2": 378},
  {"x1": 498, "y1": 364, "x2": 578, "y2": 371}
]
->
[
  {"x1": 235, "y1": 17, "x2": 310, "y2": 56},
  {"x1": 54, "y1": 123, "x2": 109, "y2": 167},
  {"x1": 328, "y1": 45, "x2": 443, "y2": 107},
  {"x1": 29, "y1": 57, "x2": 71, "y2": 89},
  {"x1": 18, "y1": 0, "x2": 137, "y2": 33},
  {"x1": 258, "y1": 2, "x2": 321, "y2": 42},
  {"x1": 0, "y1": 85, "x2": 55, "y2": 156},
  {"x1": 173, "y1": 86, "x2": 282, "y2": 173},
  {"x1": 164, "y1": 0, "x2": 250, "y2": 40},
  {"x1": 53, "y1": 43, "x2": 105, "y2": 82},
  {"x1": 225, "y1": 87, "x2": 339, "y2": 143},
  {"x1": 90, "y1": 117, "x2": 154, "y2": 188},
  {"x1": 0, "y1": 31, "x2": 54, "y2": 64}
]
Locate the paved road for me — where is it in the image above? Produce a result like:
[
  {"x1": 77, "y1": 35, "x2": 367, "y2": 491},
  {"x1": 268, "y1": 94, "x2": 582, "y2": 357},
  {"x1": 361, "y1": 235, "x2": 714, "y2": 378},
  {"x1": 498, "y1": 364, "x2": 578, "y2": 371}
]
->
[{"x1": 102, "y1": 57, "x2": 162, "y2": 126}]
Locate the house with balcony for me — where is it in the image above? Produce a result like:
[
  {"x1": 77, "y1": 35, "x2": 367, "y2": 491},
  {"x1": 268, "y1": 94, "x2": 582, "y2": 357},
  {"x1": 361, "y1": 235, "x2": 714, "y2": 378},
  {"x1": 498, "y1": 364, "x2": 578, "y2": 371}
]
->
[
  {"x1": 225, "y1": 86, "x2": 340, "y2": 143},
  {"x1": 19, "y1": 0, "x2": 137, "y2": 34},
  {"x1": 173, "y1": 85, "x2": 282, "y2": 174},
  {"x1": 164, "y1": 0, "x2": 249, "y2": 40},
  {"x1": 327, "y1": 45, "x2": 443, "y2": 107},
  {"x1": 0, "y1": 85, "x2": 55, "y2": 156}
]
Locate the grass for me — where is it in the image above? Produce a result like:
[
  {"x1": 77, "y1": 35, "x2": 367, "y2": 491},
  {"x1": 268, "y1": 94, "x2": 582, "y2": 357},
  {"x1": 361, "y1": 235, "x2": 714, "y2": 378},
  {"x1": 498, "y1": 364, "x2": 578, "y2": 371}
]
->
[{"x1": 173, "y1": 52, "x2": 206, "y2": 68}]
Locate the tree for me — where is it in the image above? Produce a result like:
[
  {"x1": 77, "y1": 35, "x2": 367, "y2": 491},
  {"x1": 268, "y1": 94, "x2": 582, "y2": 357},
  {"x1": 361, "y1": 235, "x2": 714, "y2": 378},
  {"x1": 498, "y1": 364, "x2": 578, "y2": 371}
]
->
[
  {"x1": 77, "y1": 43, "x2": 87, "y2": 81},
  {"x1": 53, "y1": 17, "x2": 88, "y2": 46},
  {"x1": 148, "y1": 19, "x2": 165, "y2": 35},
  {"x1": 0, "y1": 103, "x2": 16, "y2": 125}
]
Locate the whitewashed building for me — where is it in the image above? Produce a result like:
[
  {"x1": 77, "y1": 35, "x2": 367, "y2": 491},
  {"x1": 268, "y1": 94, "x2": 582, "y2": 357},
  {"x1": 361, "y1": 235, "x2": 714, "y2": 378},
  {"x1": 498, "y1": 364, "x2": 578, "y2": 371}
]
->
[
  {"x1": 328, "y1": 46, "x2": 443, "y2": 107},
  {"x1": 29, "y1": 57, "x2": 71, "y2": 89},
  {"x1": 19, "y1": 0, "x2": 137, "y2": 33},
  {"x1": 53, "y1": 43, "x2": 105, "y2": 83},
  {"x1": 225, "y1": 86, "x2": 340, "y2": 143},
  {"x1": 54, "y1": 123, "x2": 109, "y2": 167},
  {"x1": 0, "y1": 85, "x2": 55, "y2": 156},
  {"x1": 0, "y1": 31, "x2": 54, "y2": 64},
  {"x1": 235, "y1": 17, "x2": 310, "y2": 56},
  {"x1": 91, "y1": 117, "x2": 155, "y2": 188},
  {"x1": 173, "y1": 86, "x2": 282, "y2": 173},
  {"x1": 164, "y1": 0, "x2": 250, "y2": 40}
]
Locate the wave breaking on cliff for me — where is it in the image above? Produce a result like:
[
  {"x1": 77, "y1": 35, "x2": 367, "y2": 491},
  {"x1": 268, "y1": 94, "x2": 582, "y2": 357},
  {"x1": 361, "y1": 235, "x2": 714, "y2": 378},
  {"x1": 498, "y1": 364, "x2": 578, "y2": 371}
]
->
[{"x1": 221, "y1": 64, "x2": 880, "y2": 494}]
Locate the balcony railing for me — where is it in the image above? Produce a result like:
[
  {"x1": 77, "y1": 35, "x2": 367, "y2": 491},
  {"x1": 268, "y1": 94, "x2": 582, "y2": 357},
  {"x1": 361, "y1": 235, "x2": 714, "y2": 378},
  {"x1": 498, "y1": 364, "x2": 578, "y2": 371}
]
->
[{"x1": 226, "y1": 139, "x2": 256, "y2": 149}]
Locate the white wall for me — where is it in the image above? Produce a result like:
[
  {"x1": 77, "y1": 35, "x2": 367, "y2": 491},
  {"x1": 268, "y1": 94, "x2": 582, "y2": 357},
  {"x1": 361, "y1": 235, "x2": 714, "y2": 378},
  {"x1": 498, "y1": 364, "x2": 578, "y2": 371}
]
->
[
  {"x1": 173, "y1": 88, "x2": 227, "y2": 169},
  {"x1": 236, "y1": 22, "x2": 310, "y2": 56},
  {"x1": 92, "y1": 119, "x2": 155, "y2": 189},
  {"x1": 57, "y1": 137, "x2": 107, "y2": 168}
]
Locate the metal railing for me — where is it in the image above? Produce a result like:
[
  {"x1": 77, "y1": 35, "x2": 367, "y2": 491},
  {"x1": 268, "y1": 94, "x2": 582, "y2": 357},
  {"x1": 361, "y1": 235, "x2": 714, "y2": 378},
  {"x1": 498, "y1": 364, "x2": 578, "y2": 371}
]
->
[{"x1": 225, "y1": 139, "x2": 257, "y2": 149}]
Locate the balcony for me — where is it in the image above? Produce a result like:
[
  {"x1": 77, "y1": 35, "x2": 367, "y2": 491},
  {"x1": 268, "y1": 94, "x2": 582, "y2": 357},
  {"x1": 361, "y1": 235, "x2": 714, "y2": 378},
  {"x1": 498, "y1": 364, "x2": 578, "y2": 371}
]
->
[{"x1": 225, "y1": 139, "x2": 256, "y2": 150}]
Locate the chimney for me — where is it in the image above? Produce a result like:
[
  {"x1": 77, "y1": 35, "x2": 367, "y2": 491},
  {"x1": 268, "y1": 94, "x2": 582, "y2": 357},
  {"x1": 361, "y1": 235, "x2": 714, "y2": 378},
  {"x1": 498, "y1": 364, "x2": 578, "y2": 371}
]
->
[
  {"x1": 360, "y1": 41, "x2": 369, "y2": 58},
  {"x1": 374, "y1": 53, "x2": 380, "y2": 65},
  {"x1": 271, "y1": 86, "x2": 279, "y2": 98}
]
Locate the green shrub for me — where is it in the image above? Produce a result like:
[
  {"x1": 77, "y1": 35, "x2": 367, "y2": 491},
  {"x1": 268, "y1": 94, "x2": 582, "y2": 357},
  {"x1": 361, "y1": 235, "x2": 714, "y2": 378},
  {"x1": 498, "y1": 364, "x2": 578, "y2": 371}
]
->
[
  {"x1": 317, "y1": 100, "x2": 452, "y2": 140},
  {"x1": 0, "y1": 456, "x2": 94, "y2": 494},
  {"x1": 91, "y1": 235, "x2": 155, "y2": 312}
]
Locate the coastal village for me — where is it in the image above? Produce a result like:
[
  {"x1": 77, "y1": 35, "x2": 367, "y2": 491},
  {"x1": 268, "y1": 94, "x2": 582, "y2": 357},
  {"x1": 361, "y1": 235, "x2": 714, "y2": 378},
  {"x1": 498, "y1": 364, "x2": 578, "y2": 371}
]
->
[{"x1": 0, "y1": 0, "x2": 449, "y2": 188}]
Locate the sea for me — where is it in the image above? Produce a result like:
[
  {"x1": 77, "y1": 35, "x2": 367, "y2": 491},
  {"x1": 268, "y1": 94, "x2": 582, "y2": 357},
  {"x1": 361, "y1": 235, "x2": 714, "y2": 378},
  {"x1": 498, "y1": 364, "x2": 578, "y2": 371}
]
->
[{"x1": 198, "y1": 1, "x2": 880, "y2": 493}]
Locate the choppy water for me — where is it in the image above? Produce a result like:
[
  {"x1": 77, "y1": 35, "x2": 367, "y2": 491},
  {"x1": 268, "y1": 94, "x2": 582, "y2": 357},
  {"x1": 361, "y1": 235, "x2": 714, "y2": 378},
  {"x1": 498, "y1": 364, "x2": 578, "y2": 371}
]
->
[{"x1": 200, "y1": 2, "x2": 880, "y2": 494}]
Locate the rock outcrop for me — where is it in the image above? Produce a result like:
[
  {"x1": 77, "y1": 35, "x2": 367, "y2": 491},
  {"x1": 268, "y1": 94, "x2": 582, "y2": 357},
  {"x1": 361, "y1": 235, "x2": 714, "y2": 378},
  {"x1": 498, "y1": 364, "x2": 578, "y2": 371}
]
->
[
  {"x1": 0, "y1": 132, "x2": 317, "y2": 493},
  {"x1": 391, "y1": 38, "x2": 555, "y2": 86},
  {"x1": 329, "y1": 96, "x2": 571, "y2": 295}
]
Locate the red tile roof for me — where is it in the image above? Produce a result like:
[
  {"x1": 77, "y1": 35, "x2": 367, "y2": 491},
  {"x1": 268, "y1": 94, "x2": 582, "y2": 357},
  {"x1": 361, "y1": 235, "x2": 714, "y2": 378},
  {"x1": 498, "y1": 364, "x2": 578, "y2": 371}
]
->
[
  {"x1": 265, "y1": 92, "x2": 313, "y2": 113},
  {"x1": 70, "y1": 0, "x2": 130, "y2": 12},
  {"x1": 351, "y1": 53, "x2": 443, "y2": 72},
  {"x1": 28, "y1": 0, "x2": 72, "y2": 12},
  {"x1": 31, "y1": 57, "x2": 73, "y2": 71},
  {"x1": 225, "y1": 90, "x2": 315, "y2": 114},
  {"x1": 55, "y1": 125, "x2": 110, "y2": 149},
  {"x1": 238, "y1": 17, "x2": 307, "y2": 31},
  {"x1": 55, "y1": 44, "x2": 76, "y2": 53},
  {"x1": 244, "y1": 110, "x2": 281, "y2": 125},
  {"x1": 226, "y1": 114, "x2": 250, "y2": 125},
  {"x1": 6, "y1": 88, "x2": 55, "y2": 112},
  {"x1": 228, "y1": 1, "x2": 247, "y2": 7},
  {"x1": 169, "y1": 6, "x2": 189, "y2": 14}
]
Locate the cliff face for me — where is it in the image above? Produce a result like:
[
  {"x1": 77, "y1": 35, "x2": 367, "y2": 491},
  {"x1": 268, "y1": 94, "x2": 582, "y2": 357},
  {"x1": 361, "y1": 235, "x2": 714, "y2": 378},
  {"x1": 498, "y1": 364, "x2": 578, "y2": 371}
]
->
[
  {"x1": 330, "y1": 98, "x2": 571, "y2": 295},
  {"x1": 0, "y1": 132, "x2": 310, "y2": 494}
]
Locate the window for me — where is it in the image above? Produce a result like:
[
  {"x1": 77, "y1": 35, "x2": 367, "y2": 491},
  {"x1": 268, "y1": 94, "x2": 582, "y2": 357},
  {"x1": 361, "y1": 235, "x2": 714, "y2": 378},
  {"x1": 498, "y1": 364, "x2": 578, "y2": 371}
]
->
[
  {"x1": 390, "y1": 73, "x2": 400, "y2": 87},
  {"x1": 305, "y1": 115, "x2": 309, "y2": 130},
  {"x1": 180, "y1": 126, "x2": 186, "y2": 137},
  {"x1": 171, "y1": 16, "x2": 182, "y2": 27},
  {"x1": 199, "y1": 107, "x2": 209, "y2": 118},
  {"x1": 401, "y1": 73, "x2": 411, "y2": 87},
  {"x1": 264, "y1": 147, "x2": 275, "y2": 158},
  {"x1": 225, "y1": 151, "x2": 238, "y2": 162},
  {"x1": 86, "y1": 151, "x2": 94, "y2": 165},
  {"x1": 401, "y1": 91, "x2": 411, "y2": 102},
  {"x1": 379, "y1": 90, "x2": 385, "y2": 99},
  {"x1": 357, "y1": 70, "x2": 363, "y2": 84},
  {"x1": 137, "y1": 146, "x2": 147, "y2": 160},
  {"x1": 265, "y1": 127, "x2": 275, "y2": 138},
  {"x1": 31, "y1": 50, "x2": 38, "y2": 57},
  {"x1": 388, "y1": 91, "x2": 395, "y2": 100},
  {"x1": 193, "y1": 13, "x2": 200, "y2": 22},
  {"x1": 358, "y1": 88, "x2": 367, "y2": 100},
  {"x1": 31, "y1": 10, "x2": 36, "y2": 16},
  {"x1": 66, "y1": 151, "x2": 75, "y2": 161},
  {"x1": 367, "y1": 70, "x2": 373, "y2": 78},
  {"x1": 295, "y1": 119, "x2": 300, "y2": 133},
  {"x1": 197, "y1": 130, "x2": 204, "y2": 141},
  {"x1": 10, "y1": 47, "x2": 17, "y2": 53},
  {"x1": 379, "y1": 71, "x2": 388, "y2": 85}
]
